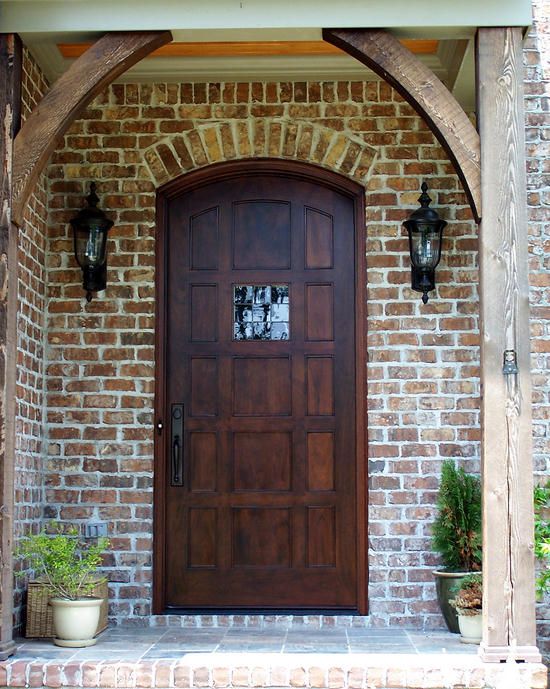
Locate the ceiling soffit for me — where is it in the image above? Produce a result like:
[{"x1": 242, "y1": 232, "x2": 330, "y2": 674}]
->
[{"x1": 24, "y1": 33, "x2": 474, "y2": 108}]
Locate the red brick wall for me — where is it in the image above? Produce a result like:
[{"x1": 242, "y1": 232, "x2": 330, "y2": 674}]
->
[
  {"x1": 13, "y1": 48, "x2": 50, "y2": 629},
  {"x1": 524, "y1": 0, "x2": 550, "y2": 661},
  {"x1": 44, "y1": 79, "x2": 479, "y2": 629},
  {"x1": 12, "y1": 13, "x2": 549, "y2": 649}
]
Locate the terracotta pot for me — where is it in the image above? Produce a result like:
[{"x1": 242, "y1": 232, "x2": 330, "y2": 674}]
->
[
  {"x1": 50, "y1": 597, "x2": 102, "y2": 647},
  {"x1": 457, "y1": 610, "x2": 482, "y2": 644}
]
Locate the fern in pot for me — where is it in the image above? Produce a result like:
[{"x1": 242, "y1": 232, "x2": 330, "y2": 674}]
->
[
  {"x1": 449, "y1": 573, "x2": 482, "y2": 644},
  {"x1": 431, "y1": 460, "x2": 482, "y2": 633},
  {"x1": 18, "y1": 524, "x2": 109, "y2": 647}
]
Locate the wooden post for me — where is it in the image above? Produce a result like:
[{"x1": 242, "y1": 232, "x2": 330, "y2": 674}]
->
[
  {"x1": 0, "y1": 33, "x2": 21, "y2": 661},
  {"x1": 476, "y1": 27, "x2": 541, "y2": 663}
]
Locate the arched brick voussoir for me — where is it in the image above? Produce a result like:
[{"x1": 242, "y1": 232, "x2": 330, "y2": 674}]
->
[{"x1": 142, "y1": 119, "x2": 378, "y2": 188}]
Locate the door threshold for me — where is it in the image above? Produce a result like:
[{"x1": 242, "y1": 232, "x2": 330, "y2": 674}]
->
[{"x1": 163, "y1": 607, "x2": 360, "y2": 616}]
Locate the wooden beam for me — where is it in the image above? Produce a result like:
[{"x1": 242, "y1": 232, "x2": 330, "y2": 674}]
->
[
  {"x1": 322, "y1": 29, "x2": 481, "y2": 222},
  {"x1": 57, "y1": 38, "x2": 439, "y2": 59},
  {"x1": 11, "y1": 31, "x2": 172, "y2": 226},
  {"x1": 0, "y1": 33, "x2": 21, "y2": 661},
  {"x1": 476, "y1": 27, "x2": 540, "y2": 664}
]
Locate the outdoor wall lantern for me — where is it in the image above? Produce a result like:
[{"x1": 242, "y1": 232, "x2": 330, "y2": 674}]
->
[
  {"x1": 70, "y1": 182, "x2": 113, "y2": 302},
  {"x1": 403, "y1": 181, "x2": 447, "y2": 304}
]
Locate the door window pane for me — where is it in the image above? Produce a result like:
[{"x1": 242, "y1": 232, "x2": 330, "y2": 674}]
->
[{"x1": 233, "y1": 284, "x2": 289, "y2": 340}]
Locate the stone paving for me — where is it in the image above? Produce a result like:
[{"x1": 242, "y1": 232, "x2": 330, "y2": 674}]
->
[
  {"x1": 0, "y1": 626, "x2": 547, "y2": 688},
  {"x1": 12, "y1": 627, "x2": 476, "y2": 660}
]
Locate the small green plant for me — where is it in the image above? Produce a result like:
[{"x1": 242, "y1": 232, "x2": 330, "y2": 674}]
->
[
  {"x1": 432, "y1": 460, "x2": 482, "y2": 571},
  {"x1": 534, "y1": 481, "x2": 550, "y2": 597},
  {"x1": 449, "y1": 572, "x2": 482, "y2": 616},
  {"x1": 17, "y1": 524, "x2": 109, "y2": 600}
]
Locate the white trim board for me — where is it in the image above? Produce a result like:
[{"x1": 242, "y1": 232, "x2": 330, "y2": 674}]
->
[{"x1": 1, "y1": 0, "x2": 532, "y2": 33}]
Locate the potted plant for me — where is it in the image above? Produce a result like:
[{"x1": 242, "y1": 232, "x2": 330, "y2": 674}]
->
[
  {"x1": 534, "y1": 480, "x2": 550, "y2": 598},
  {"x1": 17, "y1": 523, "x2": 109, "y2": 647},
  {"x1": 449, "y1": 573, "x2": 482, "y2": 644},
  {"x1": 431, "y1": 460, "x2": 482, "y2": 633}
]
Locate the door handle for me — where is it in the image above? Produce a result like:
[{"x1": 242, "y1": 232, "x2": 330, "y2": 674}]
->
[{"x1": 171, "y1": 404, "x2": 184, "y2": 486}]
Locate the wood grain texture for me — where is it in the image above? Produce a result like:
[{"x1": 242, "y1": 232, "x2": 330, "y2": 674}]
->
[
  {"x1": 323, "y1": 28, "x2": 481, "y2": 222},
  {"x1": 57, "y1": 38, "x2": 439, "y2": 59},
  {"x1": 0, "y1": 33, "x2": 20, "y2": 661},
  {"x1": 11, "y1": 30, "x2": 172, "y2": 226},
  {"x1": 476, "y1": 27, "x2": 540, "y2": 663}
]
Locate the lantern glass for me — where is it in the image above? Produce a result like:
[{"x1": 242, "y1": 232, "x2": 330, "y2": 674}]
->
[
  {"x1": 403, "y1": 181, "x2": 447, "y2": 304},
  {"x1": 70, "y1": 182, "x2": 113, "y2": 302},
  {"x1": 410, "y1": 224, "x2": 442, "y2": 270},
  {"x1": 73, "y1": 221, "x2": 108, "y2": 269}
]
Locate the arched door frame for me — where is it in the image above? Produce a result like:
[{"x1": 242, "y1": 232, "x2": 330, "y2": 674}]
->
[{"x1": 153, "y1": 158, "x2": 368, "y2": 614}]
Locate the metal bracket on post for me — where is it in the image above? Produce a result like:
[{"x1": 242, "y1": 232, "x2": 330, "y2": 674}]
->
[{"x1": 502, "y1": 349, "x2": 519, "y2": 376}]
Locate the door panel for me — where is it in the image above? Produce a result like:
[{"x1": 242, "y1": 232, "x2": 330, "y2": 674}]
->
[{"x1": 160, "y1": 166, "x2": 360, "y2": 610}]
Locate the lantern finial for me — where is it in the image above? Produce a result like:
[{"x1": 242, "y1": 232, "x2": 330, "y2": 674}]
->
[
  {"x1": 418, "y1": 181, "x2": 431, "y2": 207},
  {"x1": 87, "y1": 182, "x2": 99, "y2": 208}
]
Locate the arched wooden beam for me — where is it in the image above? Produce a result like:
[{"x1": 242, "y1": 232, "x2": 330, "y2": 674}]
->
[
  {"x1": 12, "y1": 31, "x2": 172, "y2": 225},
  {"x1": 323, "y1": 29, "x2": 481, "y2": 222}
]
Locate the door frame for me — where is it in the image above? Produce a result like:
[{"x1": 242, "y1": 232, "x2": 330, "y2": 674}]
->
[{"x1": 153, "y1": 158, "x2": 368, "y2": 614}]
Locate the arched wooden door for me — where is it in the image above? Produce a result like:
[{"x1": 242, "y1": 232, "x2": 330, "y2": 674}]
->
[{"x1": 154, "y1": 160, "x2": 367, "y2": 613}]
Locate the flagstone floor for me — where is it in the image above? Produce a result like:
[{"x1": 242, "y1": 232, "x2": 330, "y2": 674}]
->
[
  {"x1": 2, "y1": 627, "x2": 547, "y2": 688},
  {"x1": 13, "y1": 626, "x2": 475, "y2": 660}
]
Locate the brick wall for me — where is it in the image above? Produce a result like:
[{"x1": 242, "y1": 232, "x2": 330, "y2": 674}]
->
[
  {"x1": 11, "y1": 12, "x2": 549, "y2": 650},
  {"x1": 524, "y1": 0, "x2": 550, "y2": 661},
  {"x1": 13, "y1": 48, "x2": 50, "y2": 629},
  {"x1": 44, "y1": 79, "x2": 479, "y2": 629}
]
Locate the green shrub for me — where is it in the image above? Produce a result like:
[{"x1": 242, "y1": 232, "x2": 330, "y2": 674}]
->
[
  {"x1": 17, "y1": 523, "x2": 109, "y2": 600},
  {"x1": 432, "y1": 460, "x2": 482, "y2": 571},
  {"x1": 534, "y1": 481, "x2": 550, "y2": 597}
]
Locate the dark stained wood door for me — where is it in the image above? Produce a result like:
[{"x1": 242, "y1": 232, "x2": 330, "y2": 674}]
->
[{"x1": 158, "y1": 162, "x2": 361, "y2": 611}]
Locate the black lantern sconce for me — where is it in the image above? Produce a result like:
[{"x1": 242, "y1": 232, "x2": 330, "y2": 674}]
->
[
  {"x1": 403, "y1": 181, "x2": 447, "y2": 304},
  {"x1": 70, "y1": 182, "x2": 113, "y2": 303}
]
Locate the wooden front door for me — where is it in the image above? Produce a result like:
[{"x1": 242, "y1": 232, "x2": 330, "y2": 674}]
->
[{"x1": 155, "y1": 161, "x2": 366, "y2": 612}]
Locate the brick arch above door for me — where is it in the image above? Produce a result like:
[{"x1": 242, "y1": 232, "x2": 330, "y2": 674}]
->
[{"x1": 141, "y1": 119, "x2": 378, "y2": 188}]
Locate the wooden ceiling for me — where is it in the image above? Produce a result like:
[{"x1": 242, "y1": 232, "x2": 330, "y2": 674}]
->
[{"x1": 57, "y1": 39, "x2": 439, "y2": 59}]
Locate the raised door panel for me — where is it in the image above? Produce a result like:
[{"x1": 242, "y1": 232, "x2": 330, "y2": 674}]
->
[
  {"x1": 306, "y1": 283, "x2": 334, "y2": 341},
  {"x1": 188, "y1": 508, "x2": 217, "y2": 568},
  {"x1": 233, "y1": 432, "x2": 292, "y2": 491},
  {"x1": 306, "y1": 356, "x2": 335, "y2": 416},
  {"x1": 307, "y1": 432, "x2": 335, "y2": 491},
  {"x1": 307, "y1": 507, "x2": 336, "y2": 567},
  {"x1": 189, "y1": 433, "x2": 217, "y2": 492},
  {"x1": 190, "y1": 207, "x2": 219, "y2": 270},
  {"x1": 233, "y1": 201, "x2": 291, "y2": 269},
  {"x1": 232, "y1": 508, "x2": 291, "y2": 567},
  {"x1": 190, "y1": 358, "x2": 218, "y2": 417},
  {"x1": 190, "y1": 285, "x2": 218, "y2": 342},
  {"x1": 233, "y1": 357, "x2": 292, "y2": 416},
  {"x1": 305, "y1": 208, "x2": 334, "y2": 269}
]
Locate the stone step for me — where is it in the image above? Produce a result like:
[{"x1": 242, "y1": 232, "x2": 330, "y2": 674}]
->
[{"x1": 0, "y1": 653, "x2": 547, "y2": 689}]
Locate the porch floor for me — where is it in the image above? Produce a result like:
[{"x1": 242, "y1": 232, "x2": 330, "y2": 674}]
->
[
  {"x1": 14, "y1": 626, "x2": 476, "y2": 659},
  {"x1": 1, "y1": 626, "x2": 547, "y2": 689}
]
